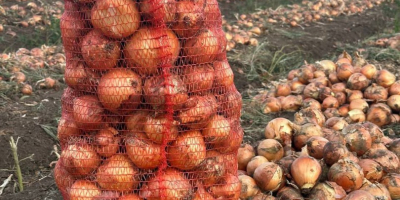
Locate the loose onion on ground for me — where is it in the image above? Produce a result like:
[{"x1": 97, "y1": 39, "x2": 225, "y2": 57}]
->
[{"x1": 253, "y1": 162, "x2": 284, "y2": 192}]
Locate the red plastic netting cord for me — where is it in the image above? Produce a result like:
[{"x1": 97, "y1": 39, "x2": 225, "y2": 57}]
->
[{"x1": 148, "y1": 1, "x2": 173, "y2": 199}]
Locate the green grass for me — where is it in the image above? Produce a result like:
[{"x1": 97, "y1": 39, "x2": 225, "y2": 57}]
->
[{"x1": 227, "y1": 0, "x2": 304, "y2": 15}]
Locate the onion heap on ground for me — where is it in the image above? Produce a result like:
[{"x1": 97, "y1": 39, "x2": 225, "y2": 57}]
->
[
  {"x1": 55, "y1": 0, "x2": 243, "y2": 199},
  {"x1": 241, "y1": 51, "x2": 400, "y2": 199}
]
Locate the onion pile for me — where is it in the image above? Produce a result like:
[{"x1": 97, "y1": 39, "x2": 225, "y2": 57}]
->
[
  {"x1": 244, "y1": 51, "x2": 400, "y2": 199},
  {"x1": 57, "y1": 1, "x2": 242, "y2": 199}
]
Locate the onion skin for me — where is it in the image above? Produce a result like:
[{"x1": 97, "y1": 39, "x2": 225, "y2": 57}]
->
[
  {"x1": 247, "y1": 156, "x2": 269, "y2": 177},
  {"x1": 124, "y1": 27, "x2": 180, "y2": 75},
  {"x1": 69, "y1": 180, "x2": 101, "y2": 200},
  {"x1": 184, "y1": 29, "x2": 221, "y2": 64},
  {"x1": 322, "y1": 96, "x2": 339, "y2": 110},
  {"x1": 197, "y1": 150, "x2": 226, "y2": 187},
  {"x1": 81, "y1": 29, "x2": 121, "y2": 71},
  {"x1": 192, "y1": 183, "x2": 214, "y2": 200},
  {"x1": 329, "y1": 72, "x2": 340, "y2": 84},
  {"x1": 388, "y1": 139, "x2": 400, "y2": 158},
  {"x1": 275, "y1": 83, "x2": 291, "y2": 97},
  {"x1": 332, "y1": 83, "x2": 347, "y2": 93},
  {"x1": 216, "y1": 87, "x2": 242, "y2": 119},
  {"x1": 359, "y1": 181, "x2": 391, "y2": 200},
  {"x1": 264, "y1": 118, "x2": 295, "y2": 145},
  {"x1": 125, "y1": 111, "x2": 149, "y2": 133},
  {"x1": 366, "y1": 103, "x2": 392, "y2": 127},
  {"x1": 178, "y1": 95, "x2": 217, "y2": 129},
  {"x1": 96, "y1": 155, "x2": 139, "y2": 192},
  {"x1": 257, "y1": 139, "x2": 284, "y2": 162},
  {"x1": 280, "y1": 95, "x2": 303, "y2": 112},
  {"x1": 358, "y1": 159, "x2": 384, "y2": 182},
  {"x1": 294, "y1": 107, "x2": 326, "y2": 127},
  {"x1": 95, "y1": 127, "x2": 120, "y2": 158},
  {"x1": 263, "y1": 97, "x2": 282, "y2": 114},
  {"x1": 347, "y1": 73, "x2": 370, "y2": 90},
  {"x1": 60, "y1": 143, "x2": 101, "y2": 177},
  {"x1": 97, "y1": 69, "x2": 142, "y2": 114},
  {"x1": 389, "y1": 80, "x2": 400, "y2": 95},
  {"x1": 302, "y1": 98, "x2": 322, "y2": 110},
  {"x1": 60, "y1": 9, "x2": 85, "y2": 53},
  {"x1": 140, "y1": 0, "x2": 176, "y2": 24},
  {"x1": 343, "y1": 190, "x2": 375, "y2": 200},
  {"x1": 387, "y1": 95, "x2": 400, "y2": 112},
  {"x1": 238, "y1": 144, "x2": 255, "y2": 171},
  {"x1": 308, "y1": 181, "x2": 347, "y2": 200},
  {"x1": 239, "y1": 175, "x2": 261, "y2": 199},
  {"x1": 57, "y1": 114, "x2": 80, "y2": 145},
  {"x1": 143, "y1": 75, "x2": 188, "y2": 110},
  {"x1": 91, "y1": 0, "x2": 140, "y2": 39},
  {"x1": 290, "y1": 79, "x2": 306, "y2": 94},
  {"x1": 323, "y1": 142, "x2": 349, "y2": 166},
  {"x1": 167, "y1": 130, "x2": 206, "y2": 170},
  {"x1": 349, "y1": 99, "x2": 369, "y2": 113},
  {"x1": 324, "y1": 108, "x2": 340, "y2": 119},
  {"x1": 202, "y1": 115, "x2": 231, "y2": 143},
  {"x1": 380, "y1": 173, "x2": 400, "y2": 200},
  {"x1": 213, "y1": 119, "x2": 243, "y2": 154},
  {"x1": 143, "y1": 114, "x2": 179, "y2": 144},
  {"x1": 252, "y1": 193, "x2": 276, "y2": 200},
  {"x1": 209, "y1": 173, "x2": 241, "y2": 199},
  {"x1": 338, "y1": 104, "x2": 350, "y2": 117},
  {"x1": 173, "y1": 1, "x2": 204, "y2": 38},
  {"x1": 316, "y1": 60, "x2": 337, "y2": 75},
  {"x1": 253, "y1": 162, "x2": 284, "y2": 192},
  {"x1": 276, "y1": 186, "x2": 304, "y2": 200},
  {"x1": 376, "y1": 69, "x2": 396, "y2": 88},
  {"x1": 364, "y1": 83, "x2": 388, "y2": 101},
  {"x1": 125, "y1": 132, "x2": 162, "y2": 169},
  {"x1": 303, "y1": 82, "x2": 322, "y2": 99},
  {"x1": 119, "y1": 194, "x2": 141, "y2": 200},
  {"x1": 363, "y1": 149, "x2": 399, "y2": 173},
  {"x1": 328, "y1": 159, "x2": 364, "y2": 192},
  {"x1": 336, "y1": 63, "x2": 354, "y2": 81},
  {"x1": 213, "y1": 60, "x2": 234, "y2": 88},
  {"x1": 54, "y1": 159, "x2": 74, "y2": 195},
  {"x1": 139, "y1": 168, "x2": 192, "y2": 200},
  {"x1": 306, "y1": 136, "x2": 329, "y2": 159},
  {"x1": 345, "y1": 89, "x2": 363, "y2": 103},
  {"x1": 298, "y1": 67, "x2": 314, "y2": 84},
  {"x1": 362, "y1": 121, "x2": 384, "y2": 143},
  {"x1": 361, "y1": 64, "x2": 377, "y2": 79},
  {"x1": 290, "y1": 156, "x2": 322, "y2": 194},
  {"x1": 183, "y1": 64, "x2": 214, "y2": 94},
  {"x1": 342, "y1": 124, "x2": 372, "y2": 156},
  {"x1": 288, "y1": 69, "x2": 300, "y2": 80},
  {"x1": 292, "y1": 123, "x2": 323, "y2": 150},
  {"x1": 335, "y1": 92, "x2": 346, "y2": 106}
]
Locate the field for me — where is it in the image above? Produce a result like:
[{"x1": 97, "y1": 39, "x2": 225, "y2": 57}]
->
[{"x1": 0, "y1": 0, "x2": 399, "y2": 199}]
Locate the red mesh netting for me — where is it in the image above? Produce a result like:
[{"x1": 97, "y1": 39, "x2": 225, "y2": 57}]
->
[{"x1": 56, "y1": 0, "x2": 243, "y2": 199}]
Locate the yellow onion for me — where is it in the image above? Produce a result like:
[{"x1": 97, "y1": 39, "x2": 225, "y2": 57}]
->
[
  {"x1": 353, "y1": 53, "x2": 367, "y2": 68},
  {"x1": 364, "y1": 83, "x2": 388, "y2": 101},
  {"x1": 290, "y1": 156, "x2": 322, "y2": 194},
  {"x1": 391, "y1": 114, "x2": 400, "y2": 123},
  {"x1": 202, "y1": 115, "x2": 231, "y2": 143},
  {"x1": 361, "y1": 64, "x2": 377, "y2": 79},
  {"x1": 314, "y1": 70, "x2": 326, "y2": 78},
  {"x1": 310, "y1": 76, "x2": 330, "y2": 87},
  {"x1": 306, "y1": 136, "x2": 329, "y2": 159},
  {"x1": 288, "y1": 69, "x2": 300, "y2": 80},
  {"x1": 257, "y1": 139, "x2": 284, "y2": 162},
  {"x1": 323, "y1": 141, "x2": 350, "y2": 166},
  {"x1": 349, "y1": 99, "x2": 369, "y2": 112},
  {"x1": 388, "y1": 139, "x2": 400, "y2": 158},
  {"x1": 263, "y1": 97, "x2": 282, "y2": 114},
  {"x1": 292, "y1": 123, "x2": 323, "y2": 150},
  {"x1": 275, "y1": 83, "x2": 291, "y2": 97},
  {"x1": 302, "y1": 98, "x2": 322, "y2": 110},
  {"x1": 345, "y1": 89, "x2": 363, "y2": 102},
  {"x1": 358, "y1": 159, "x2": 384, "y2": 182},
  {"x1": 322, "y1": 96, "x2": 339, "y2": 110},
  {"x1": 342, "y1": 124, "x2": 372, "y2": 156},
  {"x1": 294, "y1": 107, "x2": 326, "y2": 127},
  {"x1": 238, "y1": 144, "x2": 255, "y2": 171},
  {"x1": 336, "y1": 63, "x2": 354, "y2": 81},
  {"x1": 252, "y1": 193, "x2": 276, "y2": 200},
  {"x1": 338, "y1": 51, "x2": 352, "y2": 63},
  {"x1": 363, "y1": 148, "x2": 399, "y2": 173},
  {"x1": 359, "y1": 181, "x2": 391, "y2": 200},
  {"x1": 290, "y1": 79, "x2": 306, "y2": 94},
  {"x1": 125, "y1": 132, "x2": 162, "y2": 169},
  {"x1": 335, "y1": 92, "x2": 347, "y2": 105},
  {"x1": 338, "y1": 104, "x2": 350, "y2": 117},
  {"x1": 298, "y1": 67, "x2": 314, "y2": 84},
  {"x1": 324, "y1": 108, "x2": 340, "y2": 119},
  {"x1": 362, "y1": 122, "x2": 384, "y2": 143},
  {"x1": 375, "y1": 69, "x2": 396, "y2": 88},
  {"x1": 280, "y1": 95, "x2": 303, "y2": 112},
  {"x1": 343, "y1": 190, "x2": 375, "y2": 200},
  {"x1": 247, "y1": 156, "x2": 269, "y2": 176},
  {"x1": 239, "y1": 175, "x2": 261, "y2": 199},
  {"x1": 196, "y1": 151, "x2": 226, "y2": 187},
  {"x1": 328, "y1": 159, "x2": 364, "y2": 192},
  {"x1": 345, "y1": 109, "x2": 366, "y2": 123},
  {"x1": 316, "y1": 60, "x2": 337, "y2": 75},
  {"x1": 69, "y1": 180, "x2": 101, "y2": 200},
  {"x1": 380, "y1": 173, "x2": 400, "y2": 200},
  {"x1": 329, "y1": 72, "x2": 340, "y2": 84},
  {"x1": 276, "y1": 187, "x2": 303, "y2": 199},
  {"x1": 323, "y1": 129, "x2": 346, "y2": 145},
  {"x1": 319, "y1": 87, "x2": 334, "y2": 101},
  {"x1": 389, "y1": 80, "x2": 400, "y2": 95},
  {"x1": 308, "y1": 181, "x2": 347, "y2": 200},
  {"x1": 332, "y1": 83, "x2": 347, "y2": 93},
  {"x1": 253, "y1": 162, "x2": 284, "y2": 192},
  {"x1": 347, "y1": 73, "x2": 370, "y2": 90},
  {"x1": 325, "y1": 117, "x2": 348, "y2": 131},
  {"x1": 366, "y1": 103, "x2": 392, "y2": 127},
  {"x1": 303, "y1": 82, "x2": 322, "y2": 99},
  {"x1": 387, "y1": 94, "x2": 400, "y2": 112},
  {"x1": 144, "y1": 114, "x2": 179, "y2": 144},
  {"x1": 264, "y1": 118, "x2": 295, "y2": 145}
]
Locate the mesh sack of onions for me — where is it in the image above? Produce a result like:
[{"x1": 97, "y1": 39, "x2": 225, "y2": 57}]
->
[{"x1": 56, "y1": 0, "x2": 242, "y2": 199}]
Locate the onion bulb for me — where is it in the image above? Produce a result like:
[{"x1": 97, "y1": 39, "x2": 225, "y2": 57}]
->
[
  {"x1": 275, "y1": 83, "x2": 291, "y2": 97},
  {"x1": 280, "y1": 95, "x2": 303, "y2": 112},
  {"x1": 288, "y1": 69, "x2": 300, "y2": 80},
  {"x1": 216, "y1": 87, "x2": 242, "y2": 118},
  {"x1": 61, "y1": 143, "x2": 101, "y2": 177},
  {"x1": 247, "y1": 156, "x2": 268, "y2": 176},
  {"x1": 143, "y1": 114, "x2": 179, "y2": 144},
  {"x1": 380, "y1": 173, "x2": 400, "y2": 200},
  {"x1": 347, "y1": 73, "x2": 370, "y2": 90},
  {"x1": 178, "y1": 95, "x2": 217, "y2": 129},
  {"x1": 290, "y1": 156, "x2": 322, "y2": 194},
  {"x1": 167, "y1": 130, "x2": 206, "y2": 170},
  {"x1": 124, "y1": 27, "x2": 180, "y2": 75},
  {"x1": 364, "y1": 83, "x2": 388, "y2": 101},
  {"x1": 69, "y1": 180, "x2": 101, "y2": 200},
  {"x1": 363, "y1": 148, "x2": 399, "y2": 173},
  {"x1": 387, "y1": 95, "x2": 400, "y2": 112},
  {"x1": 213, "y1": 120, "x2": 243, "y2": 154},
  {"x1": 298, "y1": 67, "x2": 314, "y2": 84},
  {"x1": 324, "y1": 108, "x2": 340, "y2": 119},
  {"x1": 316, "y1": 60, "x2": 337, "y2": 74},
  {"x1": 336, "y1": 63, "x2": 354, "y2": 81},
  {"x1": 335, "y1": 92, "x2": 347, "y2": 106},
  {"x1": 342, "y1": 124, "x2": 372, "y2": 156},
  {"x1": 306, "y1": 136, "x2": 329, "y2": 159},
  {"x1": 239, "y1": 175, "x2": 261, "y2": 199},
  {"x1": 192, "y1": 183, "x2": 214, "y2": 200},
  {"x1": 95, "y1": 127, "x2": 120, "y2": 158},
  {"x1": 197, "y1": 150, "x2": 226, "y2": 187},
  {"x1": 54, "y1": 159, "x2": 74, "y2": 194},
  {"x1": 358, "y1": 159, "x2": 384, "y2": 182},
  {"x1": 366, "y1": 103, "x2": 392, "y2": 127},
  {"x1": 264, "y1": 118, "x2": 295, "y2": 145},
  {"x1": 184, "y1": 29, "x2": 221, "y2": 64},
  {"x1": 263, "y1": 97, "x2": 281, "y2": 114},
  {"x1": 314, "y1": 70, "x2": 326, "y2": 78},
  {"x1": 322, "y1": 96, "x2": 339, "y2": 110},
  {"x1": 361, "y1": 64, "x2": 377, "y2": 79},
  {"x1": 332, "y1": 83, "x2": 347, "y2": 93},
  {"x1": 345, "y1": 89, "x2": 363, "y2": 102},
  {"x1": 183, "y1": 64, "x2": 214, "y2": 94},
  {"x1": 125, "y1": 111, "x2": 149, "y2": 133},
  {"x1": 329, "y1": 72, "x2": 340, "y2": 84},
  {"x1": 362, "y1": 121, "x2": 384, "y2": 143},
  {"x1": 302, "y1": 98, "x2": 322, "y2": 110},
  {"x1": 290, "y1": 79, "x2": 306, "y2": 94},
  {"x1": 202, "y1": 115, "x2": 230, "y2": 143},
  {"x1": 349, "y1": 99, "x2": 369, "y2": 112},
  {"x1": 209, "y1": 173, "x2": 241, "y2": 199},
  {"x1": 257, "y1": 139, "x2": 284, "y2": 162},
  {"x1": 21, "y1": 84, "x2": 32, "y2": 95},
  {"x1": 140, "y1": 0, "x2": 176, "y2": 24},
  {"x1": 338, "y1": 104, "x2": 350, "y2": 117},
  {"x1": 57, "y1": 114, "x2": 80, "y2": 144},
  {"x1": 125, "y1": 132, "x2": 162, "y2": 169},
  {"x1": 81, "y1": 29, "x2": 121, "y2": 70},
  {"x1": 376, "y1": 69, "x2": 396, "y2": 88},
  {"x1": 294, "y1": 107, "x2": 326, "y2": 127},
  {"x1": 343, "y1": 190, "x2": 375, "y2": 200},
  {"x1": 328, "y1": 159, "x2": 364, "y2": 192},
  {"x1": 97, "y1": 69, "x2": 142, "y2": 114},
  {"x1": 303, "y1": 82, "x2": 322, "y2": 99},
  {"x1": 345, "y1": 109, "x2": 366, "y2": 123},
  {"x1": 238, "y1": 144, "x2": 255, "y2": 171},
  {"x1": 213, "y1": 60, "x2": 234, "y2": 88},
  {"x1": 277, "y1": 156, "x2": 296, "y2": 179},
  {"x1": 323, "y1": 141, "x2": 349, "y2": 166},
  {"x1": 173, "y1": 1, "x2": 204, "y2": 38},
  {"x1": 253, "y1": 162, "x2": 284, "y2": 192},
  {"x1": 73, "y1": 95, "x2": 104, "y2": 130},
  {"x1": 389, "y1": 80, "x2": 400, "y2": 95},
  {"x1": 318, "y1": 87, "x2": 334, "y2": 101},
  {"x1": 309, "y1": 181, "x2": 347, "y2": 200},
  {"x1": 292, "y1": 123, "x2": 323, "y2": 150},
  {"x1": 359, "y1": 181, "x2": 391, "y2": 200},
  {"x1": 139, "y1": 168, "x2": 192, "y2": 199}
]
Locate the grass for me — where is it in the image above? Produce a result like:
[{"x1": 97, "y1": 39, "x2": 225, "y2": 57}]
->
[{"x1": 232, "y1": 0, "x2": 304, "y2": 15}]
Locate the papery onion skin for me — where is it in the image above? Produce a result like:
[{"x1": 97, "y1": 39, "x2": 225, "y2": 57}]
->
[
  {"x1": 363, "y1": 148, "x2": 399, "y2": 173},
  {"x1": 359, "y1": 181, "x2": 391, "y2": 200},
  {"x1": 292, "y1": 123, "x2": 323, "y2": 150},
  {"x1": 54, "y1": 159, "x2": 74, "y2": 194},
  {"x1": 238, "y1": 144, "x2": 255, "y2": 171},
  {"x1": 213, "y1": 60, "x2": 234, "y2": 88},
  {"x1": 342, "y1": 124, "x2": 372, "y2": 156},
  {"x1": 328, "y1": 159, "x2": 364, "y2": 192},
  {"x1": 338, "y1": 104, "x2": 350, "y2": 117},
  {"x1": 336, "y1": 63, "x2": 354, "y2": 81},
  {"x1": 324, "y1": 108, "x2": 340, "y2": 119},
  {"x1": 366, "y1": 103, "x2": 392, "y2": 127},
  {"x1": 323, "y1": 141, "x2": 349, "y2": 166},
  {"x1": 358, "y1": 159, "x2": 384, "y2": 182},
  {"x1": 140, "y1": 0, "x2": 177, "y2": 24},
  {"x1": 361, "y1": 64, "x2": 377, "y2": 79},
  {"x1": 239, "y1": 175, "x2": 261, "y2": 199},
  {"x1": 288, "y1": 69, "x2": 300, "y2": 80},
  {"x1": 263, "y1": 97, "x2": 282, "y2": 114},
  {"x1": 247, "y1": 156, "x2": 269, "y2": 177},
  {"x1": 290, "y1": 156, "x2": 322, "y2": 194},
  {"x1": 61, "y1": 143, "x2": 101, "y2": 177},
  {"x1": 125, "y1": 132, "x2": 162, "y2": 169},
  {"x1": 316, "y1": 60, "x2": 337, "y2": 75},
  {"x1": 347, "y1": 73, "x2": 370, "y2": 91},
  {"x1": 380, "y1": 173, "x2": 400, "y2": 200},
  {"x1": 294, "y1": 107, "x2": 326, "y2": 127},
  {"x1": 69, "y1": 180, "x2": 101, "y2": 200},
  {"x1": 349, "y1": 99, "x2": 369, "y2": 113},
  {"x1": 362, "y1": 121, "x2": 384, "y2": 143},
  {"x1": 57, "y1": 114, "x2": 80, "y2": 145},
  {"x1": 209, "y1": 173, "x2": 241, "y2": 199},
  {"x1": 173, "y1": 1, "x2": 204, "y2": 38},
  {"x1": 376, "y1": 69, "x2": 396, "y2": 88},
  {"x1": 143, "y1": 114, "x2": 179, "y2": 144},
  {"x1": 387, "y1": 95, "x2": 400, "y2": 112},
  {"x1": 306, "y1": 136, "x2": 329, "y2": 159},
  {"x1": 184, "y1": 29, "x2": 221, "y2": 64},
  {"x1": 264, "y1": 118, "x2": 294, "y2": 145},
  {"x1": 277, "y1": 155, "x2": 296, "y2": 179},
  {"x1": 253, "y1": 162, "x2": 284, "y2": 192},
  {"x1": 343, "y1": 190, "x2": 375, "y2": 200},
  {"x1": 197, "y1": 150, "x2": 227, "y2": 187},
  {"x1": 202, "y1": 115, "x2": 231, "y2": 143},
  {"x1": 276, "y1": 186, "x2": 304, "y2": 200},
  {"x1": 308, "y1": 181, "x2": 347, "y2": 200},
  {"x1": 345, "y1": 89, "x2": 363, "y2": 103},
  {"x1": 95, "y1": 127, "x2": 120, "y2": 158},
  {"x1": 183, "y1": 64, "x2": 215, "y2": 94},
  {"x1": 125, "y1": 111, "x2": 149, "y2": 133},
  {"x1": 275, "y1": 83, "x2": 291, "y2": 97},
  {"x1": 389, "y1": 81, "x2": 400, "y2": 95},
  {"x1": 364, "y1": 83, "x2": 388, "y2": 101},
  {"x1": 302, "y1": 98, "x2": 322, "y2": 110},
  {"x1": 298, "y1": 67, "x2": 314, "y2": 84},
  {"x1": 257, "y1": 139, "x2": 284, "y2": 162}
]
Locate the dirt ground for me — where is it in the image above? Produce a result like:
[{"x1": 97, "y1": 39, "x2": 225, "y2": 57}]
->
[{"x1": 0, "y1": 0, "x2": 398, "y2": 199}]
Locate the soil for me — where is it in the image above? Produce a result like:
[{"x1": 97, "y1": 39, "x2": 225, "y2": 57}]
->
[{"x1": 0, "y1": 0, "x2": 398, "y2": 199}]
